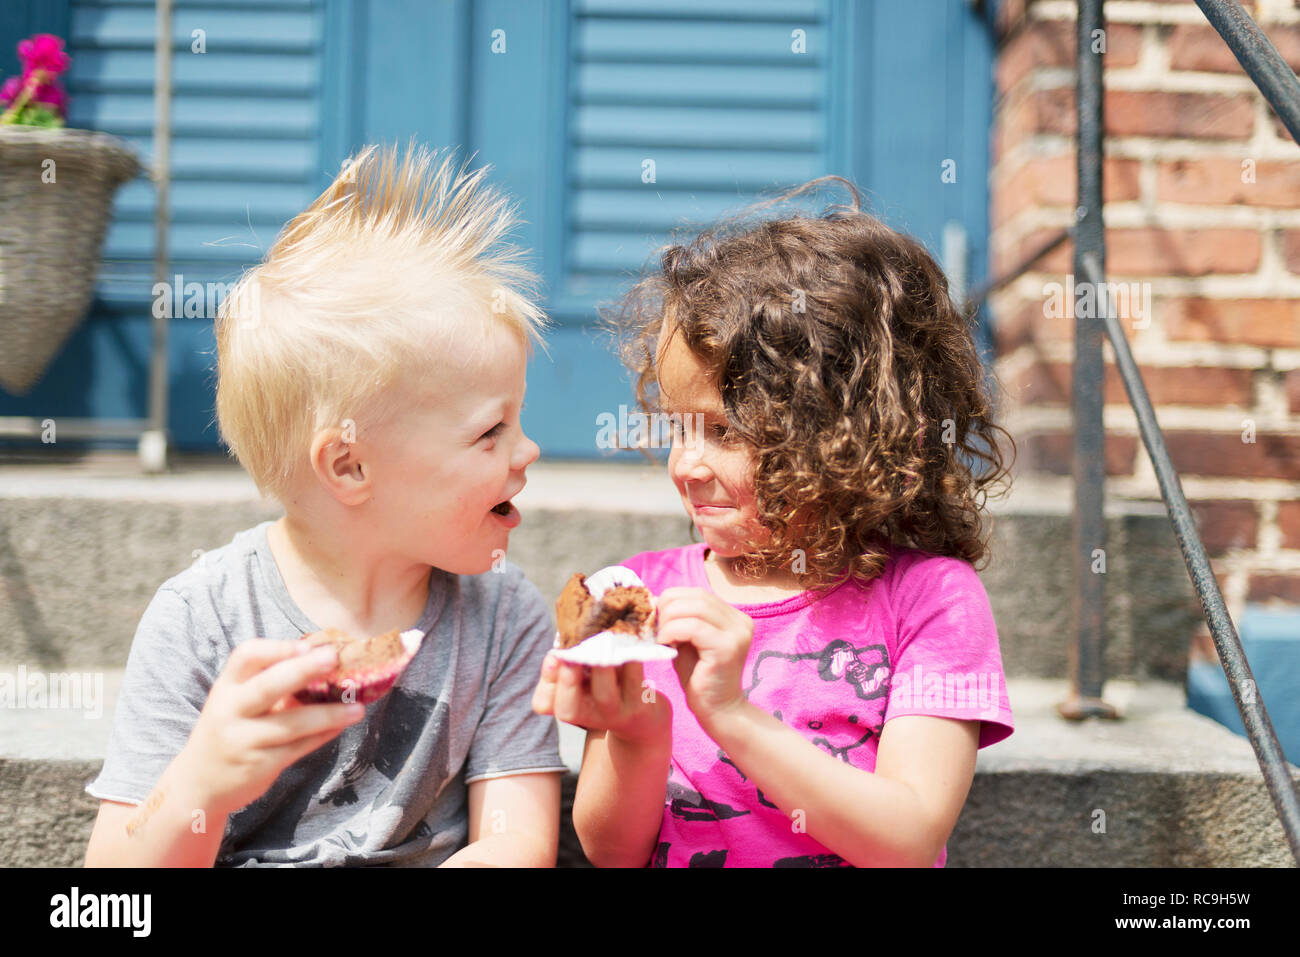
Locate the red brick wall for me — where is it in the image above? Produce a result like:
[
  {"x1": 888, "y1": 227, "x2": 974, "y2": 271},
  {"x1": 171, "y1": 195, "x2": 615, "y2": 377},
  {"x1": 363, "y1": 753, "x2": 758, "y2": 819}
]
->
[{"x1": 990, "y1": 0, "x2": 1300, "y2": 663}]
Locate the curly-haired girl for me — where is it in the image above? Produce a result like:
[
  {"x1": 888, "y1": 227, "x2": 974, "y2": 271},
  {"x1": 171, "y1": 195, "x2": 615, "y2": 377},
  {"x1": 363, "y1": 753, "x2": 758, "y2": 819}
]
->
[{"x1": 533, "y1": 177, "x2": 1017, "y2": 868}]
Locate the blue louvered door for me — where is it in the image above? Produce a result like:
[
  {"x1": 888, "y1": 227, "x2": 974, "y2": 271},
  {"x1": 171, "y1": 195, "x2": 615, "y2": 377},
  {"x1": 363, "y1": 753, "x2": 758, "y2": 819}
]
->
[
  {"x1": 496, "y1": 0, "x2": 857, "y2": 459},
  {"x1": 490, "y1": 0, "x2": 994, "y2": 459},
  {"x1": 0, "y1": 0, "x2": 994, "y2": 456}
]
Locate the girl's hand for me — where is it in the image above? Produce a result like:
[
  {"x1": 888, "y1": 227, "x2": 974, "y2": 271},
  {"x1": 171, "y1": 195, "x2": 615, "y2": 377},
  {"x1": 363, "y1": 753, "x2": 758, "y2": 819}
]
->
[
  {"x1": 655, "y1": 587, "x2": 754, "y2": 727},
  {"x1": 532, "y1": 653, "x2": 670, "y2": 748}
]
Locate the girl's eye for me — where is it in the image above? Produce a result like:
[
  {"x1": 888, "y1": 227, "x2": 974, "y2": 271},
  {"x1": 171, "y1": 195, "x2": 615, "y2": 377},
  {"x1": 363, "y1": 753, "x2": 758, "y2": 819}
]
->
[
  {"x1": 481, "y1": 423, "x2": 505, "y2": 441},
  {"x1": 670, "y1": 421, "x2": 733, "y2": 447},
  {"x1": 668, "y1": 417, "x2": 729, "y2": 442}
]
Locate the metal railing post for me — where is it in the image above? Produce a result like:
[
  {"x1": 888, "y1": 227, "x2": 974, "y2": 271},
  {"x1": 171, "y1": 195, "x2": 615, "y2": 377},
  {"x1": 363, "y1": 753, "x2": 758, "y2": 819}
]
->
[
  {"x1": 1060, "y1": 0, "x2": 1118, "y2": 721},
  {"x1": 143, "y1": 0, "x2": 173, "y2": 473}
]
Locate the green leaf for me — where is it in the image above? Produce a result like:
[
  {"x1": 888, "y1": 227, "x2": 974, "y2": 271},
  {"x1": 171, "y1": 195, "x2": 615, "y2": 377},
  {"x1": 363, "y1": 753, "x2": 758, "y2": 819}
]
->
[{"x1": 15, "y1": 104, "x2": 64, "y2": 128}]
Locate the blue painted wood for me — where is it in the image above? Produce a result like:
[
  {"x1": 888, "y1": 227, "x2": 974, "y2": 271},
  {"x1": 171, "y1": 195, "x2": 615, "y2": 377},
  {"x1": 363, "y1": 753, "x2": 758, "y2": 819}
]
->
[
  {"x1": 318, "y1": 0, "x2": 360, "y2": 188},
  {"x1": 358, "y1": 0, "x2": 467, "y2": 152},
  {"x1": 0, "y1": 0, "x2": 73, "y2": 78},
  {"x1": 467, "y1": 0, "x2": 572, "y2": 458},
  {"x1": 520, "y1": 325, "x2": 649, "y2": 461},
  {"x1": 0, "y1": 0, "x2": 325, "y2": 450},
  {"x1": 555, "y1": 0, "x2": 832, "y2": 319},
  {"x1": 1, "y1": 0, "x2": 998, "y2": 463},
  {"x1": 468, "y1": 0, "x2": 556, "y2": 295},
  {"x1": 0, "y1": 307, "x2": 220, "y2": 454},
  {"x1": 578, "y1": 0, "x2": 822, "y2": 17}
]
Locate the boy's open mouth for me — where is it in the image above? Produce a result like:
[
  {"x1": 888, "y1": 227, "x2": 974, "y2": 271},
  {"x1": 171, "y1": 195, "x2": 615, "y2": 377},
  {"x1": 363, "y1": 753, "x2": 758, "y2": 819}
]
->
[{"x1": 489, "y1": 486, "x2": 524, "y2": 527}]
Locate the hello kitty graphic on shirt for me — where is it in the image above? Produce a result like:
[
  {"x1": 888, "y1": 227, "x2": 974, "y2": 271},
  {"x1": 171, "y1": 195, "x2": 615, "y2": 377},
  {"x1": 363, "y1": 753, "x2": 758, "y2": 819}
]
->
[
  {"x1": 747, "y1": 638, "x2": 891, "y2": 760},
  {"x1": 625, "y1": 542, "x2": 1015, "y2": 868}
]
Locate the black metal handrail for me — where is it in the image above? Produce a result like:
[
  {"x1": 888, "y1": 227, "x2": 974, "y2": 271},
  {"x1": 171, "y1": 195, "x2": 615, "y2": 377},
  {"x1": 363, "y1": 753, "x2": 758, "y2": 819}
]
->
[
  {"x1": 1079, "y1": 250, "x2": 1300, "y2": 865},
  {"x1": 1076, "y1": 0, "x2": 1300, "y2": 858},
  {"x1": 969, "y1": 0, "x2": 1300, "y2": 864}
]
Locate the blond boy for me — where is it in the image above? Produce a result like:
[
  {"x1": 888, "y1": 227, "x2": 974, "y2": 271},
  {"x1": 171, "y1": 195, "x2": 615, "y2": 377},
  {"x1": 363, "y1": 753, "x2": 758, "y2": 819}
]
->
[{"x1": 83, "y1": 144, "x2": 565, "y2": 866}]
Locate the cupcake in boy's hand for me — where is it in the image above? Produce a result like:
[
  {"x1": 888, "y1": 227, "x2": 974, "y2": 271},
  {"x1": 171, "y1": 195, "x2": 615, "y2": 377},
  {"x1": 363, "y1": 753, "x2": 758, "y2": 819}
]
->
[
  {"x1": 552, "y1": 566, "x2": 676, "y2": 666},
  {"x1": 294, "y1": 628, "x2": 424, "y2": 704}
]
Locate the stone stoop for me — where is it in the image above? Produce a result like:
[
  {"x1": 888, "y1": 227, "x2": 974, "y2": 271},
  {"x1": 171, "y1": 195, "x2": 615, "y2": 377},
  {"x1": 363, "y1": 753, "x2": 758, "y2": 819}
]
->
[
  {"x1": 0, "y1": 457, "x2": 1204, "y2": 684},
  {"x1": 2, "y1": 453, "x2": 1288, "y2": 867},
  {"x1": 1, "y1": 673, "x2": 1294, "y2": 867}
]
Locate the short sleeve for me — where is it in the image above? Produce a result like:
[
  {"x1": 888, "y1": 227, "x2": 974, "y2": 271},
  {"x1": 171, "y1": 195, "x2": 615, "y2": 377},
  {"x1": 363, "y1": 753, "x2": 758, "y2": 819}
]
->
[
  {"x1": 882, "y1": 555, "x2": 1014, "y2": 749},
  {"x1": 85, "y1": 586, "x2": 222, "y2": 804},
  {"x1": 464, "y1": 570, "x2": 567, "y2": 783}
]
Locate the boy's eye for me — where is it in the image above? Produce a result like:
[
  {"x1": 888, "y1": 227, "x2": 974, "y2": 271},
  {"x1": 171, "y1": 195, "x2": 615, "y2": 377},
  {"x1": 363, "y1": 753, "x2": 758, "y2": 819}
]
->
[{"x1": 481, "y1": 423, "x2": 505, "y2": 441}]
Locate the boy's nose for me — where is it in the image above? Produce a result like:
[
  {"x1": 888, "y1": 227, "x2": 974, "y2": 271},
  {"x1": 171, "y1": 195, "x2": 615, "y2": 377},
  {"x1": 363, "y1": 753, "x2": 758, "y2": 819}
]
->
[{"x1": 516, "y1": 432, "x2": 541, "y2": 470}]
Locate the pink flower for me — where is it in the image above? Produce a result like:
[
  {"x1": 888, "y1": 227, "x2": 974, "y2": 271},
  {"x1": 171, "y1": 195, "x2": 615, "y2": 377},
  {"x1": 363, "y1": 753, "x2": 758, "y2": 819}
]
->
[
  {"x1": 0, "y1": 75, "x2": 19, "y2": 105},
  {"x1": 31, "y1": 79, "x2": 67, "y2": 113},
  {"x1": 17, "y1": 34, "x2": 70, "y2": 77}
]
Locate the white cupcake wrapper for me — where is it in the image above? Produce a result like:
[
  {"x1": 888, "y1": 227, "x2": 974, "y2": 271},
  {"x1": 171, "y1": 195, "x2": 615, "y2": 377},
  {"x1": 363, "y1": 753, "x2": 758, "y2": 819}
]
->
[
  {"x1": 398, "y1": 628, "x2": 425, "y2": 662},
  {"x1": 551, "y1": 565, "x2": 675, "y2": 665},
  {"x1": 550, "y1": 629, "x2": 678, "y2": 666},
  {"x1": 582, "y1": 565, "x2": 647, "y2": 598}
]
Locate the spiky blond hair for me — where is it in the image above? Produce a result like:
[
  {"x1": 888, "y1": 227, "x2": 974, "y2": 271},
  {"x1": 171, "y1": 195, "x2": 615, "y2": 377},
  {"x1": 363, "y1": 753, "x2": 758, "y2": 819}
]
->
[{"x1": 215, "y1": 142, "x2": 550, "y2": 502}]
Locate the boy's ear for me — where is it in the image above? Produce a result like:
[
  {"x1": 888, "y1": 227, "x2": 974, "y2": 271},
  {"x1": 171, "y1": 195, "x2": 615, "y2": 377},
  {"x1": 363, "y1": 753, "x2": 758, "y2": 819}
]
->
[{"x1": 309, "y1": 426, "x2": 371, "y2": 506}]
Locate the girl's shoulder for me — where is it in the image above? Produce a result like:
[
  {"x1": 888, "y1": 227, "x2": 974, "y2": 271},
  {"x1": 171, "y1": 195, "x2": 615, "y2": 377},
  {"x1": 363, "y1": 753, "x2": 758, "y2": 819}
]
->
[
  {"x1": 879, "y1": 544, "x2": 993, "y2": 612},
  {"x1": 880, "y1": 542, "x2": 976, "y2": 574}
]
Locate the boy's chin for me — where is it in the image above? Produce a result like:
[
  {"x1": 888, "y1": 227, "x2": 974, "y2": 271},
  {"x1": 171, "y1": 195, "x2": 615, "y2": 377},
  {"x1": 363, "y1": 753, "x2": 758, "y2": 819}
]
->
[{"x1": 433, "y1": 549, "x2": 508, "y2": 577}]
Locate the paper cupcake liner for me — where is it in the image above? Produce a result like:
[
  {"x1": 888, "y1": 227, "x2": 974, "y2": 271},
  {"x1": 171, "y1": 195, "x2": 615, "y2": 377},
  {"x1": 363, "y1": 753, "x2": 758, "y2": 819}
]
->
[
  {"x1": 551, "y1": 629, "x2": 678, "y2": 666},
  {"x1": 582, "y1": 564, "x2": 646, "y2": 597},
  {"x1": 551, "y1": 565, "x2": 675, "y2": 665},
  {"x1": 296, "y1": 628, "x2": 426, "y2": 704}
]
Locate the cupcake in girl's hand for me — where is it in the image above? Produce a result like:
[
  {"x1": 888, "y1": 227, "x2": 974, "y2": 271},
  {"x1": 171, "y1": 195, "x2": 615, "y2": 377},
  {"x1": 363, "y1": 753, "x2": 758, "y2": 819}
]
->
[{"x1": 552, "y1": 566, "x2": 676, "y2": 666}]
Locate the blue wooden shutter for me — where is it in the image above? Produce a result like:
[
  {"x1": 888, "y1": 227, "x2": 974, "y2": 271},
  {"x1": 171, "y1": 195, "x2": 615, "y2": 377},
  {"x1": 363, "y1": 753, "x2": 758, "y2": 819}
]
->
[
  {"x1": 499, "y1": 0, "x2": 838, "y2": 459},
  {"x1": 555, "y1": 0, "x2": 833, "y2": 316}
]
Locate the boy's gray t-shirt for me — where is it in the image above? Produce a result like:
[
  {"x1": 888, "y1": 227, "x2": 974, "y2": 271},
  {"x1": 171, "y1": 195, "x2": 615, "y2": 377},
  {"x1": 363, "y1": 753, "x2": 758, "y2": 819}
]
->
[{"x1": 85, "y1": 519, "x2": 567, "y2": 867}]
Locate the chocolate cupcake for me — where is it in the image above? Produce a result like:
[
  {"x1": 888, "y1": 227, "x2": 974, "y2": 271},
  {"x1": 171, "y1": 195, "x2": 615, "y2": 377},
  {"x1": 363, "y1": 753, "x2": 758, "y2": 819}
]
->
[
  {"x1": 556, "y1": 573, "x2": 656, "y2": 648},
  {"x1": 551, "y1": 566, "x2": 676, "y2": 666}
]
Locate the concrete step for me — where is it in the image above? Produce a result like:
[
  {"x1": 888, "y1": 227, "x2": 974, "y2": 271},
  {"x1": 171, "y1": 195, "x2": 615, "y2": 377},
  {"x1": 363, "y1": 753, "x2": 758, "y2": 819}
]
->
[
  {"x1": 0, "y1": 453, "x2": 1203, "y2": 682},
  {"x1": 950, "y1": 678, "x2": 1300, "y2": 867},
  {"x1": 1, "y1": 671, "x2": 1294, "y2": 866}
]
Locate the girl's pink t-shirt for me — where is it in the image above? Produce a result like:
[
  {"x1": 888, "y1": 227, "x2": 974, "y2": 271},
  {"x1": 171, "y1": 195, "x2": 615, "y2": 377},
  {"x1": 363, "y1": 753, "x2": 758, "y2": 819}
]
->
[{"x1": 621, "y1": 542, "x2": 1014, "y2": 868}]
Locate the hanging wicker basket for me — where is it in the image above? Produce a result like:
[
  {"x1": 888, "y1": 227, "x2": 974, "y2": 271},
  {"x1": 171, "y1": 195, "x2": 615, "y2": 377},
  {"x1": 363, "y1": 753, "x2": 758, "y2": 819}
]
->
[{"x1": 0, "y1": 125, "x2": 140, "y2": 395}]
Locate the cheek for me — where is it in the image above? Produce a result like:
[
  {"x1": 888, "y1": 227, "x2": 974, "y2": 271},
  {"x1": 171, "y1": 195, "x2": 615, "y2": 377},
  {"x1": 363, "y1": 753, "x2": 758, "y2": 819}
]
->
[{"x1": 719, "y1": 454, "x2": 756, "y2": 503}]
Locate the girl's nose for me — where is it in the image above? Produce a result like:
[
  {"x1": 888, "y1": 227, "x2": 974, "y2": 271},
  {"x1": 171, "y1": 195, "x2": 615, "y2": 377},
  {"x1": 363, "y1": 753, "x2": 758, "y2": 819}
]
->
[{"x1": 671, "y1": 440, "x2": 712, "y2": 483}]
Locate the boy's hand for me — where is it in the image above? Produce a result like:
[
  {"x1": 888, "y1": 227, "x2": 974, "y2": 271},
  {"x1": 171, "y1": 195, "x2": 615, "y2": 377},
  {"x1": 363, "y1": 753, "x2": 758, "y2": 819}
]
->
[
  {"x1": 532, "y1": 652, "x2": 670, "y2": 748},
  {"x1": 176, "y1": 638, "x2": 365, "y2": 818},
  {"x1": 655, "y1": 588, "x2": 753, "y2": 727}
]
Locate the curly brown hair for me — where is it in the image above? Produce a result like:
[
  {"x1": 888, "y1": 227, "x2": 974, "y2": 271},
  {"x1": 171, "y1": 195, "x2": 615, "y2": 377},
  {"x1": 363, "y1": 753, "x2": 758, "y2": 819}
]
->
[{"x1": 601, "y1": 176, "x2": 1016, "y2": 594}]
